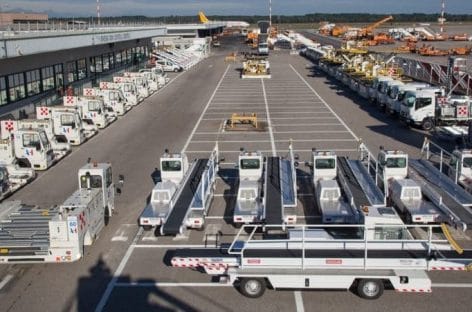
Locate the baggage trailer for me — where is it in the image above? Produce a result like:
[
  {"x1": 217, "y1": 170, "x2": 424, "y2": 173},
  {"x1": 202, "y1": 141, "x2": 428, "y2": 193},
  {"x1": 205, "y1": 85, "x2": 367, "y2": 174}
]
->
[
  {"x1": 171, "y1": 224, "x2": 472, "y2": 299},
  {"x1": 0, "y1": 162, "x2": 118, "y2": 263},
  {"x1": 139, "y1": 146, "x2": 219, "y2": 235}
]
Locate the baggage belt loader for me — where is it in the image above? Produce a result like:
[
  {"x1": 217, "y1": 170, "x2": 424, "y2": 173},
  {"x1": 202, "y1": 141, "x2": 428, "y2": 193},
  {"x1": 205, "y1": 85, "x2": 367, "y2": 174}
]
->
[
  {"x1": 139, "y1": 145, "x2": 219, "y2": 235},
  {"x1": 0, "y1": 162, "x2": 120, "y2": 263},
  {"x1": 170, "y1": 223, "x2": 472, "y2": 300},
  {"x1": 83, "y1": 87, "x2": 131, "y2": 116},
  {"x1": 36, "y1": 106, "x2": 97, "y2": 145}
]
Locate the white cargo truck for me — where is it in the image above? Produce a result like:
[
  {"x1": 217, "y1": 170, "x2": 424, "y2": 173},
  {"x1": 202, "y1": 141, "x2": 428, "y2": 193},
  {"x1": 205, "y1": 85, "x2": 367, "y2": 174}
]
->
[
  {"x1": 100, "y1": 81, "x2": 139, "y2": 106},
  {"x1": 83, "y1": 87, "x2": 131, "y2": 116},
  {"x1": 113, "y1": 76, "x2": 149, "y2": 101},
  {"x1": 63, "y1": 95, "x2": 116, "y2": 128}
]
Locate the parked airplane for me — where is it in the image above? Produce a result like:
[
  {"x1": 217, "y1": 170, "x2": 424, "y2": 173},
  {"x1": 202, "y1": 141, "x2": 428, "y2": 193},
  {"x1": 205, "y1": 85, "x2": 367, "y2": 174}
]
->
[{"x1": 198, "y1": 11, "x2": 250, "y2": 28}]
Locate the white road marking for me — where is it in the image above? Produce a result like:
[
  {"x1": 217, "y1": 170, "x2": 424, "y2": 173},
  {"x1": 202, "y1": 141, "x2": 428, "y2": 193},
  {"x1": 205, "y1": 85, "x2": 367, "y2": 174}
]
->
[
  {"x1": 133, "y1": 244, "x2": 209, "y2": 248},
  {"x1": 111, "y1": 224, "x2": 133, "y2": 242},
  {"x1": 95, "y1": 227, "x2": 142, "y2": 312},
  {"x1": 0, "y1": 274, "x2": 14, "y2": 290},
  {"x1": 261, "y1": 79, "x2": 277, "y2": 156},
  {"x1": 294, "y1": 291, "x2": 305, "y2": 312},
  {"x1": 290, "y1": 65, "x2": 360, "y2": 142},
  {"x1": 432, "y1": 283, "x2": 472, "y2": 288},
  {"x1": 189, "y1": 139, "x2": 355, "y2": 144},
  {"x1": 115, "y1": 282, "x2": 232, "y2": 287},
  {"x1": 181, "y1": 65, "x2": 230, "y2": 153},
  {"x1": 186, "y1": 149, "x2": 357, "y2": 153}
]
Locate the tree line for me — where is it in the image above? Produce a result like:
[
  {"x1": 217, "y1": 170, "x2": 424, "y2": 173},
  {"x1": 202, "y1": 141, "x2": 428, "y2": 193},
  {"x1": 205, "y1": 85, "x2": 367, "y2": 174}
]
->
[{"x1": 53, "y1": 13, "x2": 472, "y2": 24}]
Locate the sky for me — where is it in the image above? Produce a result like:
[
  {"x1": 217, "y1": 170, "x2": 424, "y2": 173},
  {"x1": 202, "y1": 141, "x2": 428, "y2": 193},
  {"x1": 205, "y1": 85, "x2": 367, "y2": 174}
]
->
[{"x1": 1, "y1": 0, "x2": 472, "y2": 17}]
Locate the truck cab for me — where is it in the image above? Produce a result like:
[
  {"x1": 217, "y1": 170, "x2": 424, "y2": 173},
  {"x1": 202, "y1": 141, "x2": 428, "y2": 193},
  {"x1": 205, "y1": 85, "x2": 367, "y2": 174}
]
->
[
  {"x1": 141, "y1": 67, "x2": 168, "y2": 87},
  {"x1": 258, "y1": 42, "x2": 269, "y2": 55},
  {"x1": 368, "y1": 76, "x2": 391, "y2": 102},
  {"x1": 386, "y1": 82, "x2": 429, "y2": 115},
  {"x1": 378, "y1": 80, "x2": 404, "y2": 109},
  {"x1": 377, "y1": 149, "x2": 408, "y2": 181},
  {"x1": 399, "y1": 87, "x2": 444, "y2": 130},
  {"x1": 122, "y1": 73, "x2": 151, "y2": 98},
  {"x1": 234, "y1": 151, "x2": 264, "y2": 225},
  {"x1": 0, "y1": 121, "x2": 55, "y2": 170}
]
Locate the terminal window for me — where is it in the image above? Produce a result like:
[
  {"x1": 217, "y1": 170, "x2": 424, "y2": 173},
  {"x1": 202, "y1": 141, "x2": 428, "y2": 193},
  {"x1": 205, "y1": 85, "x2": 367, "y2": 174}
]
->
[
  {"x1": 41, "y1": 66, "x2": 55, "y2": 91},
  {"x1": 8, "y1": 73, "x2": 26, "y2": 102},
  {"x1": 26, "y1": 69, "x2": 41, "y2": 96},
  {"x1": 0, "y1": 77, "x2": 7, "y2": 106}
]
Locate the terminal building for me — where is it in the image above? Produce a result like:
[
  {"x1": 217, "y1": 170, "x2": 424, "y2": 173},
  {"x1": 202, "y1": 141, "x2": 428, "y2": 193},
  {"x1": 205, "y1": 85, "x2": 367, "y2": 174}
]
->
[{"x1": 0, "y1": 14, "x2": 223, "y2": 117}]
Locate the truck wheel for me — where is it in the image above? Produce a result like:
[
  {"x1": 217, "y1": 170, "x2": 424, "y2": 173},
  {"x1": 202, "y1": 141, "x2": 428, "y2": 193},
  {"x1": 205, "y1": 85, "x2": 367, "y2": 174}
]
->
[
  {"x1": 239, "y1": 278, "x2": 266, "y2": 298},
  {"x1": 405, "y1": 213, "x2": 412, "y2": 224},
  {"x1": 142, "y1": 225, "x2": 153, "y2": 231},
  {"x1": 421, "y1": 118, "x2": 434, "y2": 131},
  {"x1": 174, "y1": 68, "x2": 179, "y2": 72},
  {"x1": 357, "y1": 279, "x2": 384, "y2": 300},
  {"x1": 17, "y1": 158, "x2": 31, "y2": 168},
  {"x1": 104, "y1": 206, "x2": 110, "y2": 226}
]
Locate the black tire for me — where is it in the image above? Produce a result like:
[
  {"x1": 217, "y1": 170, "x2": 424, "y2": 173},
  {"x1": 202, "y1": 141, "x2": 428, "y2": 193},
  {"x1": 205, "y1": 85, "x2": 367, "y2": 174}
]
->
[
  {"x1": 142, "y1": 225, "x2": 153, "y2": 231},
  {"x1": 234, "y1": 223, "x2": 242, "y2": 229},
  {"x1": 239, "y1": 278, "x2": 266, "y2": 298},
  {"x1": 104, "y1": 206, "x2": 110, "y2": 226},
  {"x1": 174, "y1": 68, "x2": 179, "y2": 72},
  {"x1": 357, "y1": 279, "x2": 384, "y2": 300},
  {"x1": 405, "y1": 212, "x2": 412, "y2": 224},
  {"x1": 17, "y1": 158, "x2": 31, "y2": 168},
  {"x1": 422, "y1": 118, "x2": 434, "y2": 131}
]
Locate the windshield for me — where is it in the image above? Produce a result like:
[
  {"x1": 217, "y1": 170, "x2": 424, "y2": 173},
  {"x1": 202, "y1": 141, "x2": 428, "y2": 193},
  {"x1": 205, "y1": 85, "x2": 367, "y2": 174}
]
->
[
  {"x1": 397, "y1": 90, "x2": 406, "y2": 101},
  {"x1": 80, "y1": 174, "x2": 102, "y2": 189},
  {"x1": 385, "y1": 157, "x2": 407, "y2": 168},
  {"x1": 161, "y1": 160, "x2": 182, "y2": 171},
  {"x1": 22, "y1": 133, "x2": 41, "y2": 149},
  {"x1": 61, "y1": 114, "x2": 76, "y2": 127},
  {"x1": 404, "y1": 92, "x2": 416, "y2": 107},
  {"x1": 123, "y1": 84, "x2": 134, "y2": 93},
  {"x1": 39, "y1": 131, "x2": 49, "y2": 147},
  {"x1": 88, "y1": 100, "x2": 101, "y2": 111},
  {"x1": 463, "y1": 157, "x2": 472, "y2": 168},
  {"x1": 315, "y1": 158, "x2": 336, "y2": 169},
  {"x1": 152, "y1": 190, "x2": 169, "y2": 202},
  {"x1": 239, "y1": 189, "x2": 256, "y2": 200},
  {"x1": 240, "y1": 158, "x2": 260, "y2": 170}
]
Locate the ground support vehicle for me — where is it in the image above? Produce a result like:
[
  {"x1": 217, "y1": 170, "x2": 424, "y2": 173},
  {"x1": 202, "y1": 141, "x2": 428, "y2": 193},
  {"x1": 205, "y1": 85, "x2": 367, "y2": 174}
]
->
[
  {"x1": 233, "y1": 151, "x2": 265, "y2": 226},
  {"x1": 140, "y1": 67, "x2": 169, "y2": 88},
  {"x1": 385, "y1": 83, "x2": 429, "y2": 115},
  {"x1": 0, "y1": 163, "x2": 117, "y2": 263},
  {"x1": 113, "y1": 76, "x2": 149, "y2": 101},
  {"x1": 0, "y1": 166, "x2": 34, "y2": 200},
  {"x1": 400, "y1": 89, "x2": 471, "y2": 131},
  {"x1": 83, "y1": 88, "x2": 131, "y2": 116},
  {"x1": 139, "y1": 146, "x2": 218, "y2": 235},
  {"x1": 100, "y1": 81, "x2": 139, "y2": 106},
  {"x1": 6, "y1": 119, "x2": 71, "y2": 162},
  {"x1": 63, "y1": 96, "x2": 116, "y2": 129},
  {"x1": 0, "y1": 120, "x2": 56, "y2": 170},
  {"x1": 377, "y1": 148, "x2": 466, "y2": 226},
  {"x1": 170, "y1": 223, "x2": 472, "y2": 299},
  {"x1": 36, "y1": 106, "x2": 97, "y2": 145},
  {"x1": 241, "y1": 59, "x2": 271, "y2": 79}
]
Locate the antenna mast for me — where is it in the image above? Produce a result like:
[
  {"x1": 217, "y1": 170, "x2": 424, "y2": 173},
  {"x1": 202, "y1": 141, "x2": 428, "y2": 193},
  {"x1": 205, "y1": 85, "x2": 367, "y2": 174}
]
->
[
  {"x1": 97, "y1": 0, "x2": 101, "y2": 26},
  {"x1": 439, "y1": 0, "x2": 446, "y2": 33}
]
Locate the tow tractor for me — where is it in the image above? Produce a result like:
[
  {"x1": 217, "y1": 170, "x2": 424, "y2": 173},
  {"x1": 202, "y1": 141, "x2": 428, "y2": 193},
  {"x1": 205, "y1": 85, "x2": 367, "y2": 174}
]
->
[
  {"x1": 36, "y1": 106, "x2": 97, "y2": 145},
  {"x1": 100, "y1": 81, "x2": 139, "y2": 106},
  {"x1": 170, "y1": 223, "x2": 472, "y2": 300},
  {"x1": 83, "y1": 87, "x2": 131, "y2": 116},
  {"x1": 0, "y1": 162, "x2": 120, "y2": 263},
  {"x1": 139, "y1": 146, "x2": 219, "y2": 235},
  {"x1": 124, "y1": 72, "x2": 157, "y2": 94},
  {"x1": 0, "y1": 166, "x2": 35, "y2": 200},
  {"x1": 0, "y1": 120, "x2": 56, "y2": 170},
  {"x1": 63, "y1": 95, "x2": 116, "y2": 128},
  {"x1": 113, "y1": 76, "x2": 149, "y2": 101},
  {"x1": 5, "y1": 119, "x2": 71, "y2": 162}
]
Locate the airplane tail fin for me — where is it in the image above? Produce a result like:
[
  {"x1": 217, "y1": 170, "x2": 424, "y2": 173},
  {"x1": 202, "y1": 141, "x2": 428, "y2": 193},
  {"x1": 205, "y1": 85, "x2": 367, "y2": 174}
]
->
[{"x1": 198, "y1": 11, "x2": 210, "y2": 24}]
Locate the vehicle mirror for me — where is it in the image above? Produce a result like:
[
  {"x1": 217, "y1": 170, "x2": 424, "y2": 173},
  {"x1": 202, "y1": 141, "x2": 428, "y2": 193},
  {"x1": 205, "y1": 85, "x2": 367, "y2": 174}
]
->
[
  {"x1": 220, "y1": 157, "x2": 225, "y2": 162},
  {"x1": 116, "y1": 187, "x2": 122, "y2": 195},
  {"x1": 98, "y1": 108, "x2": 102, "y2": 114},
  {"x1": 294, "y1": 153, "x2": 300, "y2": 160},
  {"x1": 118, "y1": 174, "x2": 125, "y2": 185},
  {"x1": 71, "y1": 123, "x2": 76, "y2": 129},
  {"x1": 35, "y1": 143, "x2": 41, "y2": 151},
  {"x1": 294, "y1": 161, "x2": 299, "y2": 167}
]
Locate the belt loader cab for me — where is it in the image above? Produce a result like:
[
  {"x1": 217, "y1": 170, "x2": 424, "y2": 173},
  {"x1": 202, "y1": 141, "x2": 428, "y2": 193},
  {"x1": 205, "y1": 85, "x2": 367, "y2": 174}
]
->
[
  {"x1": 100, "y1": 81, "x2": 138, "y2": 106},
  {"x1": 311, "y1": 150, "x2": 357, "y2": 223},
  {"x1": 378, "y1": 148, "x2": 443, "y2": 224},
  {"x1": 36, "y1": 106, "x2": 97, "y2": 145},
  {"x1": 234, "y1": 151, "x2": 265, "y2": 226},
  {"x1": 139, "y1": 151, "x2": 189, "y2": 231},
  {"x1": 114, "y1": 75, "x2": 149, "y2": 101},
  {"x1": 0, "y1": 120, "x2": 55, "y2": 170},
  {"x1": 63, "y1": 95, "x2": 116, "y2": 129},
  {"x1": 0, "y1": 163, "x2": 120, "y2": 263},
  {"x1": 83, "y1": 88, "x2": 131, "y2": 116},
  {"x1": 448, "y1": 149, "x2": 472, "y2": 193},
  {"x1": 7, "y1": 119, "x2": 71, "y2": 162}
]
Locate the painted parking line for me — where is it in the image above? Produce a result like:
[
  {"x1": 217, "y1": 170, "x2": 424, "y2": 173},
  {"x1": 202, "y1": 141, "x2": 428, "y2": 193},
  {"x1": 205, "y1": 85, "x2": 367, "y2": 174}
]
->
[
  {"x1": 115, "y1": 282, "x2": 233, "y2": 287},
  {"x1": 190, "y1": 139, "x2": 356, "y2": 143},
  {"x1": 262, "y1": 79, "x2": 276, "y2": 156},
  {"x1": 0, "y1": 274, "x2": 14, "y2": 291}
]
